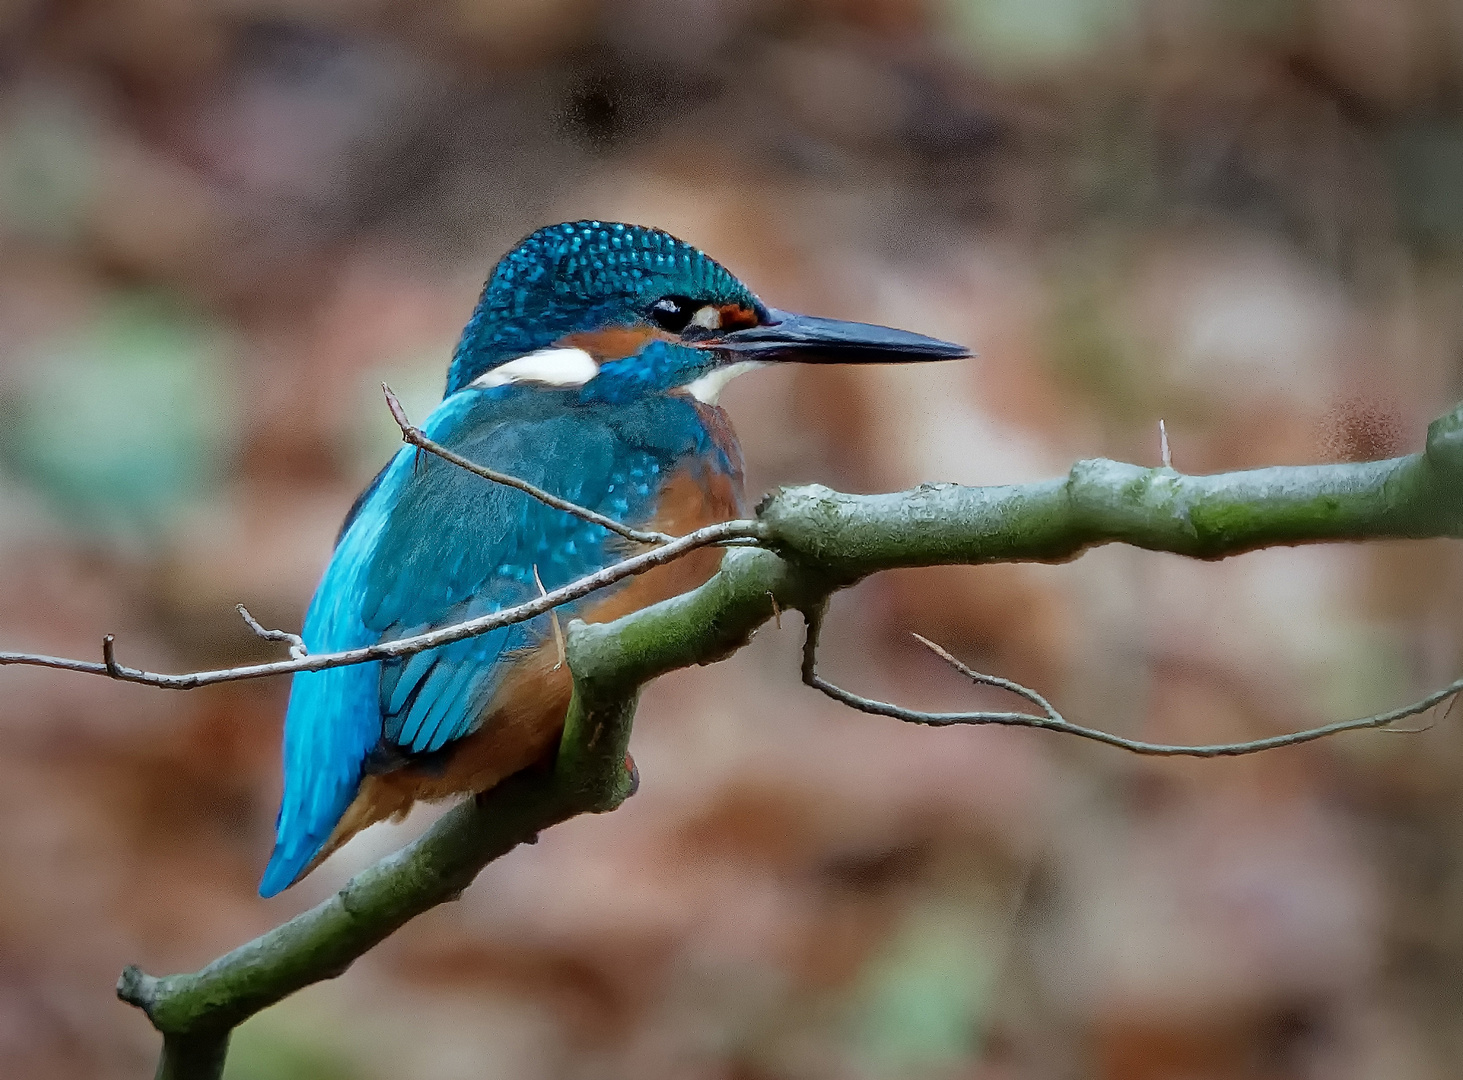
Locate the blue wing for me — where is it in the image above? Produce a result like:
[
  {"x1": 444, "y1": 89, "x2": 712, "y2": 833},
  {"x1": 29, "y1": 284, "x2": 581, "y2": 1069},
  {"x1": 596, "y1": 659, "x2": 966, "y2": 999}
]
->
[{"x1": 261, "y1": 387, "x2": 720, "y2": 896}]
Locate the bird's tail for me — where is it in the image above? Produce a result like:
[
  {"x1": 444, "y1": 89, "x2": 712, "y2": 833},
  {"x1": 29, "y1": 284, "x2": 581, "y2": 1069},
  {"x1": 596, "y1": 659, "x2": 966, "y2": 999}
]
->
[
  {"x1": 260, "y1": 810, "x2": 338, "y2": 898},
  {"x1": 293, "y1": 775, "x2": 419, "y2": 883},
  {"x1": 259, "y1": 658, "x2": 383, "y2": 897}
]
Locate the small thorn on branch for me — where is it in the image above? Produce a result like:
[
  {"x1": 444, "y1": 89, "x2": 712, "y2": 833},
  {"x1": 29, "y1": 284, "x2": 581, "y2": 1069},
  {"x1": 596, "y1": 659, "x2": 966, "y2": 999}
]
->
[
  {"x1": 1376, "y1": 718, "x2": 1437, "y2": 734},
  {"x1": 382, "y1": 382, "x2": 412, "y2": 435},
  {"x1": 910, "y1": 632, "x2": 1063, "y2": 721},
  {"x1": 1380, "y1": 689, "x2": 1461, "y2": 734},
  {"x1": 1159, "y1": 419, "x2": 1173, "y2": 470},
  {"x1": 102, "y1": 635, "x2": 120, "y2": 678},
  {"x1": 384, "y1": 383, "x2": 430, "y2": 477},
  {"x1": 533, "y1": 566, "x2": 566, "y2": 671},
  {"x1": 237, "y1": 605, "x2": 308, "y2": 660}
]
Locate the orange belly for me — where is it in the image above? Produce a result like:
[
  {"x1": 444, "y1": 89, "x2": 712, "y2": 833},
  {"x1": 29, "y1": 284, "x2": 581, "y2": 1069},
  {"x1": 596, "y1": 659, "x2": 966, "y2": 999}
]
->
[{"x1": 303, "y1": 462, "x2": 742, "y2": 876}]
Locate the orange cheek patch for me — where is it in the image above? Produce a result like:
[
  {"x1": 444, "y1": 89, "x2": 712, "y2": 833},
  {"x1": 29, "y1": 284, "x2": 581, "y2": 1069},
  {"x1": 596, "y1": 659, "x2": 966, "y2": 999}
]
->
[
  {"x1": 718, "y1": 305, "x2": 760, "y2": 331},
  {"x1": 560, "y1": 325, "x2": 679, "y2": 360}
]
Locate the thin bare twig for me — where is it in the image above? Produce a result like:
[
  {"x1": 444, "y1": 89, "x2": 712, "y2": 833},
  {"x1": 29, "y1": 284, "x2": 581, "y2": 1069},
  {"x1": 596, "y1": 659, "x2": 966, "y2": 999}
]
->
[
  {"x1": 383, "y1": 384, "x2": 674, "y2": 546},
  {"x1": 798, "y1": 606, "x2": 1461, "y2": 758},
  {"x1": 0, "y1": 517, "x2": 764, "y2": 690},
  {"x1": 1374, "y1": 718, "x2": 1437, "y2": 735},
  {"x1": 236, "y1": 605, "x2": 308, "y2": 659},
  {"x1": 1380, "y1": 688, "x2": 1463, "y2": 734},
  {"x1": 532, "y1": 565, "x2": 566, "y2": 670},
  {"x1": 912, "y1": 633, "x2": 1062, "y2": 718}
]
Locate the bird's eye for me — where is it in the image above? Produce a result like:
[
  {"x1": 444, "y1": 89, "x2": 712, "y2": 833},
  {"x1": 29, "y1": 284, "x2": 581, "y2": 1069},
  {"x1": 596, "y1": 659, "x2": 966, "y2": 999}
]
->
[{"x1": 647, "y1": 296, "x2": 695, "y2": 333}]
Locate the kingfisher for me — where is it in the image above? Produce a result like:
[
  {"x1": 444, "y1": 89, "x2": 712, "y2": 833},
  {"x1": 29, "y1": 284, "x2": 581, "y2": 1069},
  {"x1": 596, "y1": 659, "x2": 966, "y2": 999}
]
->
[{"x1": 260, "y1": 221, "x2": 967, "y2": 897}]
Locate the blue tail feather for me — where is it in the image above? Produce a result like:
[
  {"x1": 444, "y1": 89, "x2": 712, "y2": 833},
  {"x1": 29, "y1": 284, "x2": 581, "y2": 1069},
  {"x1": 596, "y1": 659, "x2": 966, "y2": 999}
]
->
[
  {"x1": 259, "y1": 658, "x2": 382, "y2": 897},
  {"x1": 259, "y1": 458, "x2": 409, "y2": 898}
]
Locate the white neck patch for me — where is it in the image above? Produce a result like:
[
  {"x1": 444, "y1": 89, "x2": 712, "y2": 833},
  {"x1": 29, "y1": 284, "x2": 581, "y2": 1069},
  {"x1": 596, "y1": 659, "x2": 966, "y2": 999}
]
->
[
  {"x1": 471, "y1": 348, "x2": 600, "y2": 389},
  {"x1": 683, "y1": 361, "x2": 764, "y2": 404}
]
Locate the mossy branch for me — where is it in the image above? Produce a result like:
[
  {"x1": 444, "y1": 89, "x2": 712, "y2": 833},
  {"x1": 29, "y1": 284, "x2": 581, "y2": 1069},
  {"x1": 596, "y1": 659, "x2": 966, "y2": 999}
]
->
[{"x1": 97, "y1": 400, "x2": 1463, "y2": 1078}]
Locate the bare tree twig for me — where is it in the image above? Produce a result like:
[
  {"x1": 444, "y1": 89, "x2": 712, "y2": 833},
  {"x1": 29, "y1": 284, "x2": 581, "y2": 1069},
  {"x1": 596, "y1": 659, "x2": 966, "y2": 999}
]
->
[
  {"x1": 797, "y1": 605, "x2": 1463, "y2": 757},
  {"x1": 0, "y1": 518, "x2": 764, "y2": 690},
  {"x1": 9, "y1": 400, "x2": 1462, "y2": 696},
  {"x1": 236, "y1": 605, "x2": 307, "y2": 659},
  {"x1": 911, "y1": 632, "x2": 1062, "y2": 718},
  {"x1": 383, "y1": 384, "x2": 674, "y2": 546}
]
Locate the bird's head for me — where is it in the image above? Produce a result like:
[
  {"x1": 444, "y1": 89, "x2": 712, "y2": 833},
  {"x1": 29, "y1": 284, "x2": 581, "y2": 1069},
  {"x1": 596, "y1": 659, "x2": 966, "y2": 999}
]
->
[{"x1": 447, "y1": 221, "x2": 968, "y2": 401}]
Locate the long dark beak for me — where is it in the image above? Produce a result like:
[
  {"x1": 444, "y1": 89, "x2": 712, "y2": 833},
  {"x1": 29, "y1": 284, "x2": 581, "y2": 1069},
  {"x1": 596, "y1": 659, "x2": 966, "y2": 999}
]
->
[{"x1": 717, "y1": 308, "x2": 971, "y2": 364}]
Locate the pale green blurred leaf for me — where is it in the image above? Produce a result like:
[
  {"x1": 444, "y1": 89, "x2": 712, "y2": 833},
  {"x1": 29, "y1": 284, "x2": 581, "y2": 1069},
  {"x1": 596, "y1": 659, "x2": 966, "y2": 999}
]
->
[
  {"x1": 1, "y1": 296, "x2": 237, "y2": 535},
  {"x1": 1390, "y1": 123, "x2": 1463, "y2": 252},
  {"x1": 0, "y1": 90, "x2": 98, "y2": 241},
  {"x1": 940, "y1": 0, "x2": 1140, "y2": 75},
  {"x1": 224, "y1": 1014, "x2": 360, "y2": 1080},
  {"x1": 841, "y1": 898, "x2": 999, "y2": 1073}
]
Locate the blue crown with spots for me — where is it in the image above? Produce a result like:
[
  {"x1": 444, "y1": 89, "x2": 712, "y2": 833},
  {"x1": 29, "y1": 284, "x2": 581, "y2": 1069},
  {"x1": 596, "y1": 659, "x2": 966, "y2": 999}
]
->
[{"x1": 447, "y1": 221, "x2": 761, "y2": 394}]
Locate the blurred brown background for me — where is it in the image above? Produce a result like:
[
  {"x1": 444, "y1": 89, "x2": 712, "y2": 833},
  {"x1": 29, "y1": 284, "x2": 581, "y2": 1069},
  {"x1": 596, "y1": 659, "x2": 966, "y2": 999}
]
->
[{"x1": 1, "y1": 1, "x2": 1462, "y2": 1077}]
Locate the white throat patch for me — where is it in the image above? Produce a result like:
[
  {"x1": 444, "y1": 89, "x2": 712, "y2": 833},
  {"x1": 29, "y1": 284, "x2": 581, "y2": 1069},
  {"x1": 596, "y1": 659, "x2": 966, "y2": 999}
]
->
[
  {"x1": 471, "y1": 348, "x2": 600, "y2": 389},
  {"x1": 683, "y1": 361, "x2": 765, "y2": 404}
]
